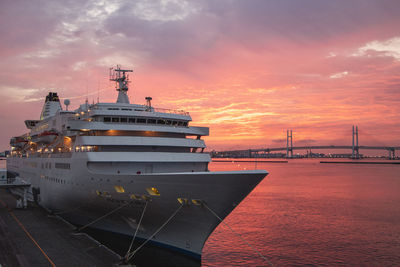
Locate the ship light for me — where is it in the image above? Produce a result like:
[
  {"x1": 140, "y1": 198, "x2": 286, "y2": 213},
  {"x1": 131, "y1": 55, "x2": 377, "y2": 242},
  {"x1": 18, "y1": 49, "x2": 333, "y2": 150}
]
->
[
  {"x1": 146, "y1": 187, "x2": 160, "y2": 196},
  {"x1": 177, "y1": 198, "x2": 189, "y2": 205},
  {"x1": 191, "y1": 199, "x2": 203, "y2": 205},
  {"x1": 81, "y1": 111, "x2": 84, "y2": 115},
  {"x1": 81, "y1": 129, "x2": 90, "y2": 132},
  {"x1": 114, "y1": 186, "x2": 125, "y2": 193}
]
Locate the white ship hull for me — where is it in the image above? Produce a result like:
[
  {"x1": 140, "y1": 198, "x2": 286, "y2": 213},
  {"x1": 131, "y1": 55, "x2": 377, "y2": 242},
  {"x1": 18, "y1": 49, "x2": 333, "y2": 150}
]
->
[{"x1": 7, "y1": 156, "x2": 266, "y2": 258}]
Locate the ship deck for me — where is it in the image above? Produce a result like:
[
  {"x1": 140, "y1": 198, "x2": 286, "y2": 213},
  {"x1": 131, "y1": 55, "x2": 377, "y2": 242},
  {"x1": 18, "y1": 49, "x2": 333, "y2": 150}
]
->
[{"x1": 0, "y1": 188, "x2": 121, "y2": 266}]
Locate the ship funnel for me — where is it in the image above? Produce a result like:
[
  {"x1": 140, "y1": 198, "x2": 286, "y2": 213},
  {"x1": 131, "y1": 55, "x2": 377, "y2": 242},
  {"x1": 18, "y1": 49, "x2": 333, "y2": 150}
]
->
[
  {"x1": 110, "y1": 65, "x2": 133, "y2": 104},
  {"x1": 40, "y1": 92, "x2": 62, "y2": 120}
]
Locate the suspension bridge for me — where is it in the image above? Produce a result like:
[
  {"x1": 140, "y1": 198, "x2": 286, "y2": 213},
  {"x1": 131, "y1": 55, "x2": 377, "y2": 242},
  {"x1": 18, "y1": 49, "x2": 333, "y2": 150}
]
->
[{"x1": 212, "y1": 126, "x2": 399, "y2": 159}]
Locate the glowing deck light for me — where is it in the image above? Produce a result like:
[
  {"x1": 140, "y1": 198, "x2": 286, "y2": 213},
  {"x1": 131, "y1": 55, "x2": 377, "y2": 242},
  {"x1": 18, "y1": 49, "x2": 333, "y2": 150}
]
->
[
  {"x1": 146, "y1": 187, "x2": 160, "y2": 196},
  {"x1": 114, "y1": 186, "x2": 125, "y2": 193}
]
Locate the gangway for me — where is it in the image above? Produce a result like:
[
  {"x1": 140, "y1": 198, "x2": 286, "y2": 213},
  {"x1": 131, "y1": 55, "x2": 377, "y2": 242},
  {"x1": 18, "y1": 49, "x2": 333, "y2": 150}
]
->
[{"x1": 0, "y1": 169, "x2": 31, "y2": 208}]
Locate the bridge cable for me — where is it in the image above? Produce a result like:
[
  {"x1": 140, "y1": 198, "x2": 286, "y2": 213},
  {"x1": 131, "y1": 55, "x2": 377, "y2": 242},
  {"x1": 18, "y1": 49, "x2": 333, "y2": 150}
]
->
[{"x1": 203, "y1": 202, "x2": 275, "y2": 267}]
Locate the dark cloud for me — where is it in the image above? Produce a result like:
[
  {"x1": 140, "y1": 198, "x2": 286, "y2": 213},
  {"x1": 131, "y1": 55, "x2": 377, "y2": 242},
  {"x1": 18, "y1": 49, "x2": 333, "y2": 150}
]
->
[{"x1": 100, "y1": 0, "x2": 400, "y2": 65}]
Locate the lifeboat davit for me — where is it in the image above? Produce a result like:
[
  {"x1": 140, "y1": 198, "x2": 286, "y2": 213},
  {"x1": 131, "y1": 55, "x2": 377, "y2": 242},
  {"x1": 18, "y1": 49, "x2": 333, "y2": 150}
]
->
[
  {"x1": 10, "y1": 136, "x2": 28, "y2": 148},
  {"x1": 33, "y1": 131, "x2": 59, "y2": 144}
]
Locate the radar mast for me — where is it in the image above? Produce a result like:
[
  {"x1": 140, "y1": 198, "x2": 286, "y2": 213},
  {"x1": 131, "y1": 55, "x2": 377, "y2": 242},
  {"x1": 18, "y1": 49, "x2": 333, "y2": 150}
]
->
[{"x1": 110, "y1": 65, "x2": 133, "y2": 104}]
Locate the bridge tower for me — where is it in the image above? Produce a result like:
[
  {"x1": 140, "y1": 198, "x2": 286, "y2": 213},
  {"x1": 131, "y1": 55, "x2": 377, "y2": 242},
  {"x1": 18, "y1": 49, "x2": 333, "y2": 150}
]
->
[
  {"x1": 352, "y1": 125, "x2": 360, "y2": 159},
  {"x1": 286, "y1": 130, "x2": 293, "y2": 158},
  {"x1": 388, "y1": 148, "x2": 395, "y2": 160}
]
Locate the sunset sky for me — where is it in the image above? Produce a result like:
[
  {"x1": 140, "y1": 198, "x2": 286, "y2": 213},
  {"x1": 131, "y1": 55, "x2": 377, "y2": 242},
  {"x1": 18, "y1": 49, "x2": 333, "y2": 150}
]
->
[{"x1": 0, "y1": 0, "x2": 399, "y2": 151}]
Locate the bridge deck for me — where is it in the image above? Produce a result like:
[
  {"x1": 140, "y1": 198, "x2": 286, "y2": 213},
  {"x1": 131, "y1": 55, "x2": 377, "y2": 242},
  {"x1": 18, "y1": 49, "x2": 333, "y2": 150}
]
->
[{"x1": 218, "y1": 145, "x2": 400, "y2": 154}]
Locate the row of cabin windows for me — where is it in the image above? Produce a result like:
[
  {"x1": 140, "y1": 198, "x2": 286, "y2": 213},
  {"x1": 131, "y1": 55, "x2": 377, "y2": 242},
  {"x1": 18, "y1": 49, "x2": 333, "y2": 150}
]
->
[
  {"x1": 55, "y1": 163, "x2": 71, "y2": 169},
  {"x1": 74, "y1": 145, "x2": 204, "y2": 153},
  {"x1": 102, "y1": 117, "x2": 188, "y2": 127},
  {"x1": 39, "y1": 161, "x2": 70, "y2": 170},
  {"x1": 42, "y1": 175, "x2": 67, "y2": 184},
  {"x1": 107, "y1": 107, "x2": 140, "y2": 111}
]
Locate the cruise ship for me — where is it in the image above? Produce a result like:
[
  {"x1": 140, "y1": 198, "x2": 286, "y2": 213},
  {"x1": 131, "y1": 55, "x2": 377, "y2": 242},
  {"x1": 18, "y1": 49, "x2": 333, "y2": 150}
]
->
[{"x1": 7, "y1": 66, "x2": 268, "y2": 262}]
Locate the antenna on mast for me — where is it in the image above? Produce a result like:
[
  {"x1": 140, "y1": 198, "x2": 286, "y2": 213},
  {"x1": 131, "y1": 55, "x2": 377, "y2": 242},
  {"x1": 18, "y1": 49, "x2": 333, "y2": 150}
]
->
[{"x1": 110, "y1": 65, "x2": 133, "y2": 104}]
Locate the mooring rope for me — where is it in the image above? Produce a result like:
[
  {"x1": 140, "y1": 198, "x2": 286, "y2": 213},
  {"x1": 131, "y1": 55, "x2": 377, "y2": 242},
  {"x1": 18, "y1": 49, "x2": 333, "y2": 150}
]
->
[
  {"x1": 124, "y1": 200, "x2": 149, "y2": 262},
  {"x1": 77, "y1": 201, "x2": 131, "y2": 232},
  {"x1": 203, "y1": 202, "x2": 275, "y2": 267},
  {"x1": 126, "y1": 203, "x2": 183, "y2": 261}
]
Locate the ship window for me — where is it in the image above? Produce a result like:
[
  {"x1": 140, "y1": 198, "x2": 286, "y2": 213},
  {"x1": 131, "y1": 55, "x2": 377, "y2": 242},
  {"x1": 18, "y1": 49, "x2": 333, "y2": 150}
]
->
[
  {"x1": 172, "y1": 121, "x2": 178, "y2": 126},
  {"x1": 120, "y1": 117, "x2": 127, "y2": 123},
  {"x1": 107, "y1": 108, "x2": 119, "y2": 110},
  {"x1": 137, "y1": 118, "x2": 146, "y2": 123},
  {"x1": 104, "y1": 117, "x2": 111, "y2": 122},
  {"x1": 177, "y1": 121, "x2": 183, "y2": 126},
  {"x1": 112, "y1": 117, "x2": 119, "y2": 122},
  {"x1": 148, "y1": 119, "x2": 156, "y2": 124},
  {"x1": 157, "y1": 119, "x2": 165, "y2": 125},
  {"x1": 166, "y1": 120, "x2": 172, "y2": 125},
  {"x1": 121, "y1": 108, "x2": 132, "y2": 111},
  {"x1": 55, "y1": 163, "x2": 70, "y2": 169},
  {"x1": 183, "y1": 122, "x2": 188, "y2": 127},
  {"x1": 128, "y1": 118, "x2": 136, "y2": 123}
]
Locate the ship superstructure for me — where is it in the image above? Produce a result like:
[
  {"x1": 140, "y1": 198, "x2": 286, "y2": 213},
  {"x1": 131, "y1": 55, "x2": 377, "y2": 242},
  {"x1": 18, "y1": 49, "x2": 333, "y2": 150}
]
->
[{"x1": 7, "y1": 66, "x2": 268, "y2": 261}]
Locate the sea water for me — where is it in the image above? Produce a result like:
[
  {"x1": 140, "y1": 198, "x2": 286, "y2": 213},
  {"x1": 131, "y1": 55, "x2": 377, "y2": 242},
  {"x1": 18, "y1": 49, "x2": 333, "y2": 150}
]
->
[{"x1": 202, "y1": 159, "x2": 400, "y2": 266}]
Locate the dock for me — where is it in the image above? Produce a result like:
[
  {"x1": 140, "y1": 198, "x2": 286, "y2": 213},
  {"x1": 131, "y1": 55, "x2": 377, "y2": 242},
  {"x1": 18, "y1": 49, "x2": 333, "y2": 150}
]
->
[{"x1": 0, "y1": 188, "x2": 121, "y2": 266}]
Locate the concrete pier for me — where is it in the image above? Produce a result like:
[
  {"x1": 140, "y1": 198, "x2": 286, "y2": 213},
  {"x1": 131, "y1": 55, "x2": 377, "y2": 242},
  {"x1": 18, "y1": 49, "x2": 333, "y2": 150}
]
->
[{"x1": 0, "y1": 189, "x2": 120, "y2": 267}]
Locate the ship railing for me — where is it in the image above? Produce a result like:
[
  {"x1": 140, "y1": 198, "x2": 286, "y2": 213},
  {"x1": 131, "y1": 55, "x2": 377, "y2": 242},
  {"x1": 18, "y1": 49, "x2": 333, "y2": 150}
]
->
[
  {"x1": 149, "y1": 108, "x2": 189, "y2": 116},
  {"x1": 67, "y1": 107, "x2": 189, "y2": 120}
]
